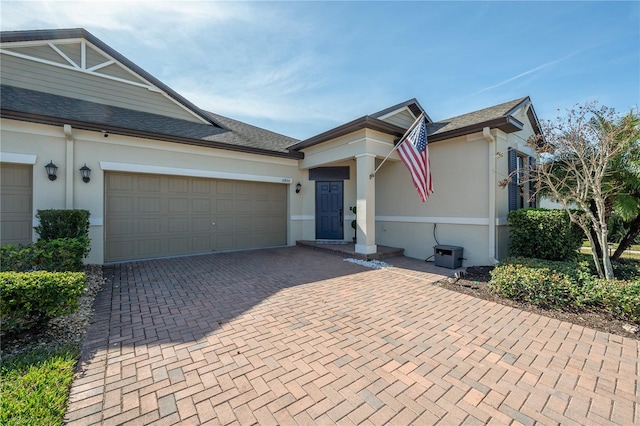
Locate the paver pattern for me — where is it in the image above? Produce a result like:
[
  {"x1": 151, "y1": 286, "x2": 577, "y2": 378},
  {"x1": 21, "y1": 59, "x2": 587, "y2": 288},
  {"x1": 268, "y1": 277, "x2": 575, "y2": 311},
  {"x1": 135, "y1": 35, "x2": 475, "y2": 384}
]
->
[{"x1": 65, "y1": 247, "x2": 640, "y2": 425}]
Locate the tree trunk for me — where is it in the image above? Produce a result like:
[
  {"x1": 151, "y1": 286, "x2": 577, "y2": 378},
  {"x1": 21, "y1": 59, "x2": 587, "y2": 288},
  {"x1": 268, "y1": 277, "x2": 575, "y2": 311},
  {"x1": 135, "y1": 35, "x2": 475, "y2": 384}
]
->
[
  {"x1": 612, "y1": 213, "x2": 640, "y2": 260},
  {"x1": 585, "y1": 232, "x2": 605, "y2": 278},
  {"x1": 589, "y1": 199, "x2": 603, "y2": 258},
  {"x1": 600, "y1": 232, "x2": 615, "y2": 280}
]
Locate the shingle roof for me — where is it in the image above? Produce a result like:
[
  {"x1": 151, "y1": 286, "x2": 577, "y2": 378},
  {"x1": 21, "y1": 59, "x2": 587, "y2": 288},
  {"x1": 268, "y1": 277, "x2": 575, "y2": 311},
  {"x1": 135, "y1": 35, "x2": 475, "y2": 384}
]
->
[
  {"x1": 370, "y1": 98, "x2": 432, "y2": 124},
  {"x1": 0, "y1": 85, "x2": 303, "y2": 159},
  {"x1": 205, "y1": 112, "x2": 299, "y2": 154},
  {"x1": 427, "y1": 97, "x2": 530, "y2": 142},
  {"x1": 291, "y1": 97, "x2": 536, "y2": 151},
  {"x1": 288, "y1": 116, "x2": 407, "y2": 151},
  {"x1": 0, "y1": 28, "x2": 226, "y2": 130}
]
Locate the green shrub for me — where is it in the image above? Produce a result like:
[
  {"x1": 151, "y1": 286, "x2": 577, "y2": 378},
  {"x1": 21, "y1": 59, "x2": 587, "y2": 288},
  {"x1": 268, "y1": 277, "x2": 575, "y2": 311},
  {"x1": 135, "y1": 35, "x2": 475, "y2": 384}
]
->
[
  {"x1": 0, "y1": 237, "x2": 90, "y2": 272},
  {"x1": 599, "y1": 279, "x2": 640, "y2": 323},
  {"x1": 0, "y1": 271, "x2": 86, "y2": 332},
  {"x1": 611, "y1": 258, "x2": 640, "y2": 281},
  {"x1": 490, "y1": 257, "x2": 639, "y2": 324},
  {"x1": 34, "y1": 209, "x2": 90, "y2": 241},
  {"x1": 489, "y1": 257, "x2": 587, "y2": 309},
  {"x1": 508, "y1": 208, "x2": 584, "y2": 261}
]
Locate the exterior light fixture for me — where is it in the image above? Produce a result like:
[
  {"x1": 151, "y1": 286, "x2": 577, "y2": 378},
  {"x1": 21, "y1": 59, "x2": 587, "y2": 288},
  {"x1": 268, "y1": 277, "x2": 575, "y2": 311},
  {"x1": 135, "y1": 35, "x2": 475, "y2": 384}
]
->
[
  {"x1": 45, "y1": 161, "x2": 58, "y2": 181},
  {"x1": 295, "y1": 182, "x2": 302, "y2": 193},
  {"x1": 79, "y1": 164, "x2": 91, "y2": 183}
]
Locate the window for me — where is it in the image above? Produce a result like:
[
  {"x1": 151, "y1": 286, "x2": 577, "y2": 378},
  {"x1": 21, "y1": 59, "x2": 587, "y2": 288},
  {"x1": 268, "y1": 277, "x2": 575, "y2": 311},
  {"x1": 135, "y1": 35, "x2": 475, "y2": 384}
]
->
[{"x1": 508, "y1": 148, "x2": 536, "y2": 211}]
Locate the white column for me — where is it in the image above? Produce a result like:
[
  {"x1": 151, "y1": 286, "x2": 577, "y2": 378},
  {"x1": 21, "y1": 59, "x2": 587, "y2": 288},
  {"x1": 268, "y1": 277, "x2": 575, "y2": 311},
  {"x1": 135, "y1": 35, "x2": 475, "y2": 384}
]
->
[
  {"x1": 64, "y1": 124, "x2": 74, "y2": 209},
  {"x1": 355, "y1": 153, "x2": 377, "y2": 254}
]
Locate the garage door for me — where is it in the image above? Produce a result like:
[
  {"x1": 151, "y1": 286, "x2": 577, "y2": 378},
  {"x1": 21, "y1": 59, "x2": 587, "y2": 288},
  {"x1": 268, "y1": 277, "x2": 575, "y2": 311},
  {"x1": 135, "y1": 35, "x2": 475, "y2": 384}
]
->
[
  {"x1": 0, "y1": 163, "x2": 33, "y2": 246},
  {"x1": 105, "y1": 172, "x2": 287, "y2": 262}
]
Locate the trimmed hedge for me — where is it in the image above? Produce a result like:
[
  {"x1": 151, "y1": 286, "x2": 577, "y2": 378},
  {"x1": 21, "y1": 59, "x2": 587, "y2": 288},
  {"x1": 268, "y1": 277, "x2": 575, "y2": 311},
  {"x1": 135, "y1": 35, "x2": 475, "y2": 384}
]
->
[
  {"x1": 0, "y1": 271, "x2": 86, "y2": 332},
  {"x1": 489, "y1": 257, "x2": 640, "y2": 324},
  {"x1": 0, "y1": 237, "x2": 90, "y2": 273},
  {"x1": 489, "y1": 257, "x2": 590, "y2": 309},
  {"x1": 508, "y1": 208, "x2": 584, "y2": 261},
  {"x1": 34, "y1": 209, "x2": 90, "y2": 241}
]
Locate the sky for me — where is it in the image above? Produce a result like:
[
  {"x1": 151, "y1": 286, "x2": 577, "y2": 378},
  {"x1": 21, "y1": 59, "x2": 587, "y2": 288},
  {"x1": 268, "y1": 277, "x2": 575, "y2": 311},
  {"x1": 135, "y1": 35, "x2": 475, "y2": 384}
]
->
[{"x1": 2, "y1": 1, "x2": 639, "y2": 140}]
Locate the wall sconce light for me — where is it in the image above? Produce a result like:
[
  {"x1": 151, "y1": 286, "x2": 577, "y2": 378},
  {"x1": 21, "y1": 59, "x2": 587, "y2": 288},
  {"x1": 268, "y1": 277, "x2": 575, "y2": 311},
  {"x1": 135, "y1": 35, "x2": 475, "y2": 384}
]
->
[
  {"x1": 45, "y1": 161, "x2": 58, "y2": 181},
  {"x1": 295, "y1": 182, "x2": 302, "y2": 194},
  {"x1": 79, "y1": 164, "x2": 92, "y2": 183}
]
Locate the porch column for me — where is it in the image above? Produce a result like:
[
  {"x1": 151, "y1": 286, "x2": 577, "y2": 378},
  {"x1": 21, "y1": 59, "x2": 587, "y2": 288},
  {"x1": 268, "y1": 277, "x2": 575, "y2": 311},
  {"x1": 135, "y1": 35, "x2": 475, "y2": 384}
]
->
[{"x1": 355, "y1": 153, "x2": 377, "y2": 254}]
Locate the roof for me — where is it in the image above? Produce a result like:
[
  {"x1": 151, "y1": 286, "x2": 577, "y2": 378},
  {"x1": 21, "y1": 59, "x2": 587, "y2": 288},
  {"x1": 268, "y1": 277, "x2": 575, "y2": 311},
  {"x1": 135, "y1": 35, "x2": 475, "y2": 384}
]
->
[
  {"x1": 1, "y1": 85, "x2": 302, "y2": 159},
  {"x1": 205, "y1": 112, "x2": 300, "y2": 154},
  {"x1": 1, "y1": 28, "x2": 227, "y2": 130},
  {"x1": 370, "y1": 98, "x2": 432, "y2": 124},
  {"x1": 0, "y1": 28, "x2": 302, "y2": 159},
  {"x1": 289, "y1": 116, "x2": 407, "y2": 151},
  {"x1": 291, "y1": 96, "x2": 540, "y2": 151},
  {"x1": 427, "y1": 97, "x2": 533, "y2": 143}
]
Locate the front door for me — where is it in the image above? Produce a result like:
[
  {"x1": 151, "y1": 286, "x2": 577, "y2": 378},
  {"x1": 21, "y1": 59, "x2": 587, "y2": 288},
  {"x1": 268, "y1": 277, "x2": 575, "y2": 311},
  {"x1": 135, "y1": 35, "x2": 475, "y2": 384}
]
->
[{"x1": 315, "y1": 181, "x2": 343, "y2": 240}]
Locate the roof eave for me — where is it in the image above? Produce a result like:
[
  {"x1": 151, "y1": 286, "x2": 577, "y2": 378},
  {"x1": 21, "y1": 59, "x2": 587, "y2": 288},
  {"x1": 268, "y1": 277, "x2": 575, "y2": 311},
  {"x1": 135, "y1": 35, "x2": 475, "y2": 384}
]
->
[
  {"x1": 291, "y1": 116, "x2": 406, "y2": 151},
  {"x1": 429, "y1": 116, "x2": 524, "y2": 143},
  {"x1": 0, "y1": 28, "x2": 229, "y2": 131},
  {"x1": 1, "y1": 109, "x2": 303, "y2": 160},
  {"x1": 371, "y1": 98, "x2": 433, "y2": 124}
]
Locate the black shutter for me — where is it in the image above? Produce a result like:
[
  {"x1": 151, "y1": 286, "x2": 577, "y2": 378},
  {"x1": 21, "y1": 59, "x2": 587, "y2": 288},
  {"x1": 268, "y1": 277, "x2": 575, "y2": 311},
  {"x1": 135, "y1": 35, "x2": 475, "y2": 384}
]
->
[
  {"x1": 528, "y1": 156, "x2": 536, "y2": 208},
  {"x1": 508, "y1": 148, "x2": 518, "y2": 211}
]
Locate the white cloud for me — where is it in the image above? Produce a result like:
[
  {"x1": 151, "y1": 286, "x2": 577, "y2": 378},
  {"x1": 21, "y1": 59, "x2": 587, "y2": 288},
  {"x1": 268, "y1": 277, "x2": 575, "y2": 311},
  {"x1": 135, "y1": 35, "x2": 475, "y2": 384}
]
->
[{"x1": 473, "y1": 51, "x2": 583, "y2": 96}]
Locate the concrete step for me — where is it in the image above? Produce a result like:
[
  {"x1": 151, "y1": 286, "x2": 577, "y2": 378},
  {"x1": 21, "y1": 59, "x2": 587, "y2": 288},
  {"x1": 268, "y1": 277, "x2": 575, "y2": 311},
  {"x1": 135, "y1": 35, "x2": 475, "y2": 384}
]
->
[{"x1": 296, "y1": 240, "x2": 404, "y2": 261}]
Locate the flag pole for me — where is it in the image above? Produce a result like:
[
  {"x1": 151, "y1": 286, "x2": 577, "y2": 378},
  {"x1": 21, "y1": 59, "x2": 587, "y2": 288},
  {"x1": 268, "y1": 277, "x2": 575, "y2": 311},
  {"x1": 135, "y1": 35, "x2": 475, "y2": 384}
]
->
[{"x1": 369, "y1": 113, "x2": 424, "y2": 179}]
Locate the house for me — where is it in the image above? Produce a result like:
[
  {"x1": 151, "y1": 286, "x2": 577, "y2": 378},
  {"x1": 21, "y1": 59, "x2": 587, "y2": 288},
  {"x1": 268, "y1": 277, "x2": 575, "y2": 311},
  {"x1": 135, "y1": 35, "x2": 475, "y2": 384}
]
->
[{"x1": 0, "y1": 28, "x2": 540, "y2": 266}]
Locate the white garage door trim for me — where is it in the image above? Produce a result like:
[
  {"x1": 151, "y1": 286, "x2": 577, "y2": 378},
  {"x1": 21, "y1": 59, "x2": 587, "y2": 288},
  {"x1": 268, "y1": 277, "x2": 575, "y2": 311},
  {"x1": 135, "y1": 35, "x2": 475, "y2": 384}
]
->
[
  {"x1": 100, "y1": 161, "x2": 293, "y2": 184},
  {"x1": 0, "y1": 152, "x2": 38, "y2": 164}
]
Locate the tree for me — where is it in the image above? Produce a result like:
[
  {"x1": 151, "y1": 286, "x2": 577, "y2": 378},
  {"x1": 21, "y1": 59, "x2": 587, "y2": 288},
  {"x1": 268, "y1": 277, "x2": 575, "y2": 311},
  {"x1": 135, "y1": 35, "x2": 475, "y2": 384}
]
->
[
  {"x1": 582, "y1": 112, "x2": 640, "y2": 261},
  {"x1": 607, "y1": 115, "x2": 640, "y2": 259},
  {"x1": 527, "y1": 102, "x2": 639, "y2": 280}
]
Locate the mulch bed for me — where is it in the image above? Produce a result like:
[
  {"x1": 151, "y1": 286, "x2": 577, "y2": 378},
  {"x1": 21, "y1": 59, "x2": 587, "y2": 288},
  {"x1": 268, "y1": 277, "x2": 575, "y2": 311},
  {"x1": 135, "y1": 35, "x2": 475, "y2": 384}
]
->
[{"x1": 435, "y1": 266, "x2": 640, "y2": 341}]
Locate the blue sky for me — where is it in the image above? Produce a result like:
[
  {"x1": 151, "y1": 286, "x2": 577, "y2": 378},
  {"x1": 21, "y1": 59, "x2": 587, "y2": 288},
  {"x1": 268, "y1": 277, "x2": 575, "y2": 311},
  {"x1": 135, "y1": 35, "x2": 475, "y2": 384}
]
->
[{"x1": 2, "y1": 1, "x2": 638, "y2": 140}]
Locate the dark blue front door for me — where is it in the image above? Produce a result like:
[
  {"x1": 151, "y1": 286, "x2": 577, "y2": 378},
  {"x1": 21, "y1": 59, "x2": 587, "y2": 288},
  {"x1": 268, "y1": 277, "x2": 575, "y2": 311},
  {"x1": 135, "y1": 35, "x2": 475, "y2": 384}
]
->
[{"x1": 316, "y1": 181, "x2": 343, "y2": 240}]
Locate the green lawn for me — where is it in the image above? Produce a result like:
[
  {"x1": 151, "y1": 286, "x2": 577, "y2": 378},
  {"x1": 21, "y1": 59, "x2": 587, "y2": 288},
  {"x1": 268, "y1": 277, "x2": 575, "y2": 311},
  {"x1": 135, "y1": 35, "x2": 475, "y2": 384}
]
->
[
  {"x1": 0, "y1": 345, "x2": 79, "y2": 425},
  {"x1": 582, "y1": 240, "x2": 640, "y2": 252},
  {"x1": 580, "y1": 246, "x2": 640, "y2": 260}
]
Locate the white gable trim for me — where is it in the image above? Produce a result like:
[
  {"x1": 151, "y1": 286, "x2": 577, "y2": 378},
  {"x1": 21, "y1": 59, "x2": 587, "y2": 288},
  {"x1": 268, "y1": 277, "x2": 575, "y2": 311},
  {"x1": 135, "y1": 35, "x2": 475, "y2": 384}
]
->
[
  {"x1": 376, "y1": 106, "x2": 416, "y2": 122},
  {"x1": 0, "y1": 38, "x2": 210, "y2": 125}
]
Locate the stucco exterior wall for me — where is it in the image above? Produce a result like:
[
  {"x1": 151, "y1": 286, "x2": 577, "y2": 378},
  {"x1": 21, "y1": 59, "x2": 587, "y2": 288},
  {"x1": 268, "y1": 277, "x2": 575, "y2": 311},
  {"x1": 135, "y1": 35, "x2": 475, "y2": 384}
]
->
[
  {"x1": 374, "y1": 132, "x2": 493, "y2": 265},
  {"x1": 1, "y1": 119, "x2": 303, "y2": 264}
]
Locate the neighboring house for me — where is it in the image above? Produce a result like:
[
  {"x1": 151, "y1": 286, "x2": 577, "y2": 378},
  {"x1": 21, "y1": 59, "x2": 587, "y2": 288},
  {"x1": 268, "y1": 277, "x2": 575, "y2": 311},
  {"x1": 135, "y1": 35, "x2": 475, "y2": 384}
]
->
[{"x1": 0, "y1": 28, "x2": 540, "y2": 266}]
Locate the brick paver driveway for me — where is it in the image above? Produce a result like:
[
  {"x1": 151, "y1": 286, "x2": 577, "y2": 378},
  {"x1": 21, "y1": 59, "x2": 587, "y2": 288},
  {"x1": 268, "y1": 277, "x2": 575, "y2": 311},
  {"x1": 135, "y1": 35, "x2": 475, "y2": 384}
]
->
[{"x1": 65, "y1": 247, "x2": 639, "y2": 425}]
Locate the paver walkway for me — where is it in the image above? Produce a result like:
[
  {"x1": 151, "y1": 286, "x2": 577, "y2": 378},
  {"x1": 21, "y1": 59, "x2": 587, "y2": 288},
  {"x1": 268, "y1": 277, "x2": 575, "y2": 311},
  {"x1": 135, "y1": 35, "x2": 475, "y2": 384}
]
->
[{"x1": 65, "y1": 247, "x2": 639, "y2": 425}]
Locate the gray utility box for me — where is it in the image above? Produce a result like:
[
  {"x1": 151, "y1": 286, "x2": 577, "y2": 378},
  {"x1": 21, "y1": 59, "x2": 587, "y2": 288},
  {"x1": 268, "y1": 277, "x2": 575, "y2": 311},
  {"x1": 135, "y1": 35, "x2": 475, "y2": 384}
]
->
[{"x1": 434, "y1": 245, "x2": 463, "y2": 269}]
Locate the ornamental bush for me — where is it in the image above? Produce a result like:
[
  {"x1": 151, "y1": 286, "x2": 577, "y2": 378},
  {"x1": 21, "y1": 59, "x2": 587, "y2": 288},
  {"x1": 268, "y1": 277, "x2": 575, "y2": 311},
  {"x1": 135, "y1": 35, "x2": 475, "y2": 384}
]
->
[
  {"x1": 34, "y1": 209, "x2": 90, "y2": 241},
  {"x1": 490, "y1": 257, "x2": 639, "y2": 324},
  {"x1": 598, "y1": 279, "x2": 640, "y2": 323},
  {"x1": 0, "y1": 271, "x2": 86, "y2": 332},
  {"x1": 489, "y1": 257, "x2": 591, "y2": 309},
  {"x1": 508, "y1": 208, "x2": 584, "y2": 261},
  {"x1": 0, "y1": 237, "x2": 90, "y2": 273}
]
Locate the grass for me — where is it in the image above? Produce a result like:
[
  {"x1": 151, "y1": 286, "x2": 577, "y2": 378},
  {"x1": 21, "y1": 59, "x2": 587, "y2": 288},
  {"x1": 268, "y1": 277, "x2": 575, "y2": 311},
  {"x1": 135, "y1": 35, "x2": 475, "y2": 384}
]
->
[
  {"x1": 581, "y1": 240, "x2": 640, "y2": 252},
  {"x1": 0, "y1": 345, "x2": 79, "y2": 425},
  {"x1": 580, "y1": 246, "x2": 640, "y2": 261}
]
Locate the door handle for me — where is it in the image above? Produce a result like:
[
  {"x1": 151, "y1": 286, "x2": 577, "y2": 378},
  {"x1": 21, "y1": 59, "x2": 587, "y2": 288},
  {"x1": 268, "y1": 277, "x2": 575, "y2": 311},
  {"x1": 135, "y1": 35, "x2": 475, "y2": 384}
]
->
[{"x1": 339, "y1": 208, "x2": 343, "y2": 223}]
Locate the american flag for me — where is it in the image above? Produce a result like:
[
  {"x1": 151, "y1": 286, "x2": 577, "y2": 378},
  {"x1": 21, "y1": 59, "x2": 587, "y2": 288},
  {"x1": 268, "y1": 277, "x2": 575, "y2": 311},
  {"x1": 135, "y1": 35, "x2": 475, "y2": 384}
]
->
[{"x1": 397, "y1": 116, "x2": 433, "y2": 202}]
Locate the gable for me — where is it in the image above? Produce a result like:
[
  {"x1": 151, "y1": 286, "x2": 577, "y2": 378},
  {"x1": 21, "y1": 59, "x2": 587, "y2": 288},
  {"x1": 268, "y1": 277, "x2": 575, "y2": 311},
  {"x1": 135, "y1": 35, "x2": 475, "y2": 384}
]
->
[
  {"x1": 376, "y1": 107, "x2": 418, "y2": 129},
  {"x1": 1, "y1": 37, "x2": 207, "y2": 124}
]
